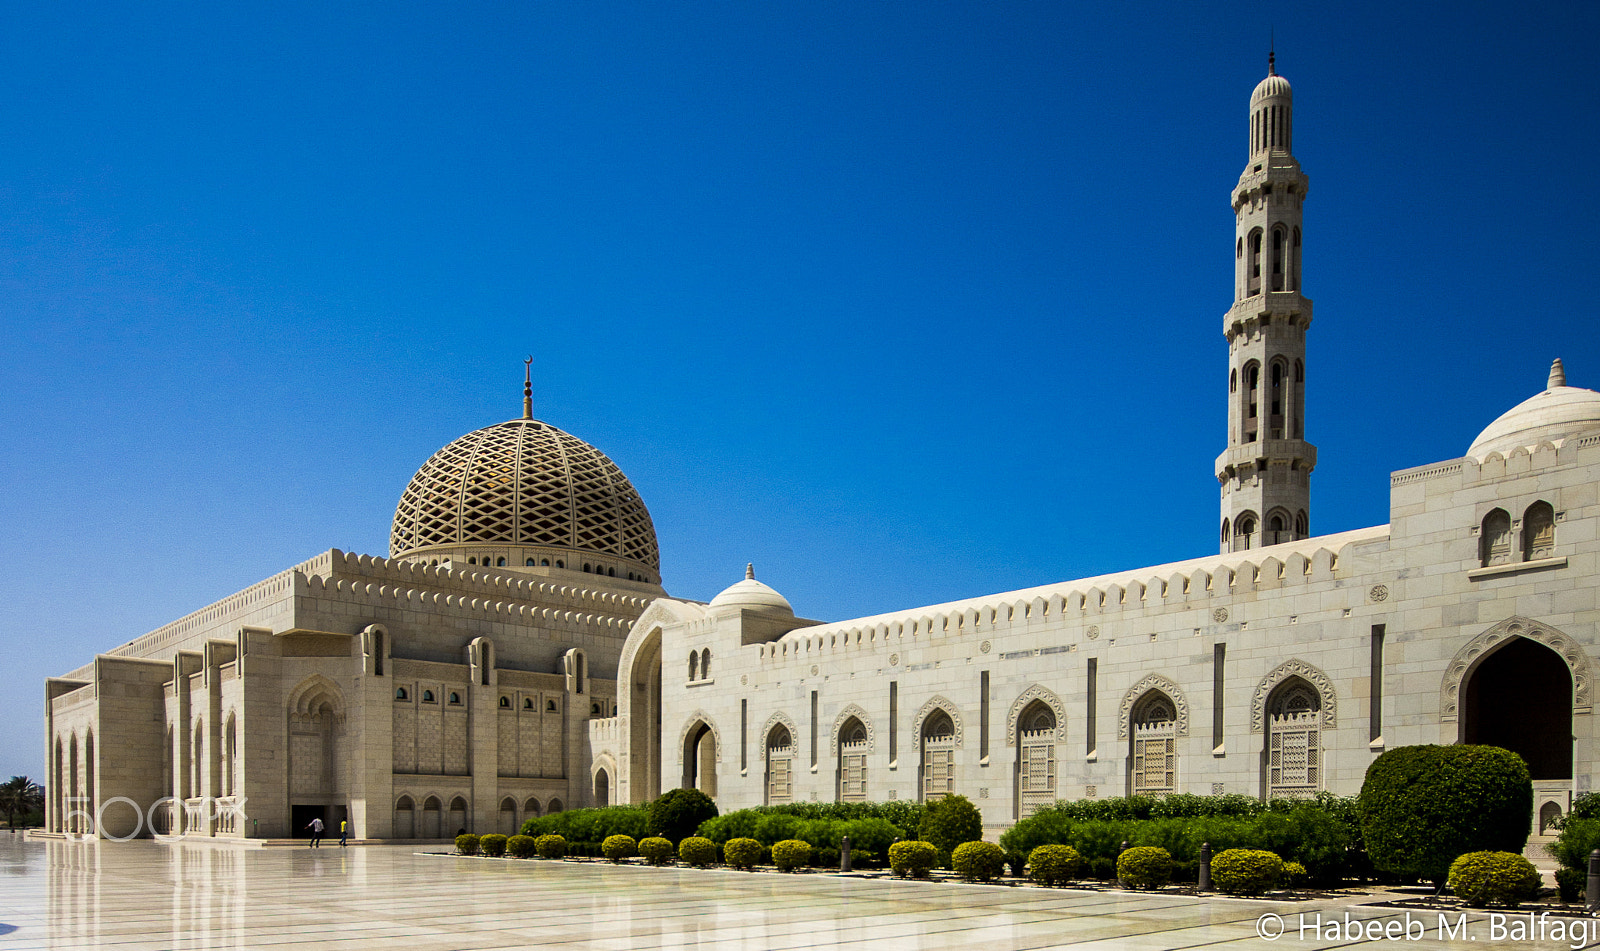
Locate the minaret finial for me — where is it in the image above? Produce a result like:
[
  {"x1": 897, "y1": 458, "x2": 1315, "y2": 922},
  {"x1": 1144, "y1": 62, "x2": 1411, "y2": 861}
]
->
[
  {"x1": 1268, "y1": 29, "x2": 1276, "y2": 75},
  {"x1": 522, "y1": 356, "x2": 534, "y2": 420},
  {"x1": 1549, "y1": 358, "x2": 1567, "y2": 390},
  {"x1": 745, "y1": 563, "x2": 755, "y2": 580}
]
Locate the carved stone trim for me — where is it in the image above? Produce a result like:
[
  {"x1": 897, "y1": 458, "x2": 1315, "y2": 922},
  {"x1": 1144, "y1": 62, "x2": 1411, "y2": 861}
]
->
[
  {"x1": 1005, "y1": 684, "x2": 1067, "y2": 746},
  {"x1": 677, "y1": 710, "x2": 723, "y2": 764},
  {"x1": 912, "y1": 695, "x2": 964, "y2": 749},
  {"x1": 1249, "y1": 659, "x2": 1337, "y2": 733},
  {"x1": 1117, "y1": 675, "x2": 1189, "y2": 739},
  {"x1": 757, "y1": 710, "x2": 799, "y2": 762},
  {"x1": 1441, "y1": 616, "x2": 1592, "y2": 722},
  {"x1": 829, "y1": 704, "x2": 875, "y2": 755}
]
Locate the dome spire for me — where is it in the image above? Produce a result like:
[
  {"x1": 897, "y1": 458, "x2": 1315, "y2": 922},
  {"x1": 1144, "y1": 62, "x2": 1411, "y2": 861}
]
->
[
  {"x1": 522, "y1": 356, "x2": 534, "y2": 420},
  {"x1": 1268, "y1": 30, "x2": 1275, "y2": 76},
  {"x1": 745, "y1": 562, "x2": 755, "y2": 580},
  {"x1": 1549, "y1": 358, "x2": 1567, "y2": 390}
]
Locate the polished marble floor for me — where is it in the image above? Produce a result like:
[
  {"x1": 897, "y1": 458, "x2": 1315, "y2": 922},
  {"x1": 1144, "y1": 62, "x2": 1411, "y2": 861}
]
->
[{"x1": 0, "y1": 834, "x2": 1585, "y2": 950}]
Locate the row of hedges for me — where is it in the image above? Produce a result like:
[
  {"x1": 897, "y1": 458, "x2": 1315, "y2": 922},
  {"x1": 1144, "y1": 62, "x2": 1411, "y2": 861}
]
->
[
  {"x1": 514, "y1": 789, "x2": 722, "y2": 855},
  {"x1": 1036, "y1": 792, "x2": 1355, "y2": 823},
  {"x1": 698, "y1": 800, "x2": 924, "y2": 845},
  {"x1": 999, "y1": 803, "x2": 1353, "y2": 882}
]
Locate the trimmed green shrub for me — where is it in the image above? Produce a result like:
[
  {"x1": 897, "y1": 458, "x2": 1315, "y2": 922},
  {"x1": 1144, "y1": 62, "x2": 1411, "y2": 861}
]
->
[
  {"x1": 1548, "y1": 818, "x2": 1600, "y2": 875},
  {"x1": 1557, "y1": 866, "x2": 1585, "y2": 903},
  {"x1": 649, "y1": 789, "x2": 719, "y2": 843},
  {"x1": 479, "y1": 833, "x2": 508, "y2": 857},
  {"x1": 1210, "y1": 849, "x2": 1284, "y2": 896},
  {"x1": 918, "y1": 795, "x2": 982, "y2": 854},
  {"x1": 455, "y1": 833, "x2": 480, "y2": 855},
  {"x1": 771, "y1": 839, "x2": 811, "y2": 871},
  {"x1": 602, "y1": 834, "x2": 638, "y2": 863},
  {"x1": 1117, "y1": 847, "x2": 1173, "y2": 889},
  {"x1": 679, "y1": 835, "x2": 717, "y2": 868},
  {"x1": 535, "y1": 834, "x2": 568, "y2": 859},
  {"x1": 952, "y1": 841, "x2": 1006, "y2": 883},
  {"x1": 1283, "y1": 861, "x2": 1308, "y2": 887},
  {"x1": 724, "y1": 837, "x2": 764, "y2": 870},
  {"x1": 1360, "y1": 745, "x2": 1532, "y2": 886},
  {"x1": 1447, "y1": 851, "x2": 1542, "y2": 908},
  {"x1": 696, "y1": 801, "x2": 924, "y2": 846},
  {"x1": 640, "y1": 836, "x2": 675, "y2": 866},
  {"x1": 506, "y1": 834, "x2": 536, "y2": 858},
  {"x1": 889, "y1": 840, "x2": 939, "y2": 879},
  {"x1": 1028, "y1": 844, "x2": 1082, "y2": 885}
]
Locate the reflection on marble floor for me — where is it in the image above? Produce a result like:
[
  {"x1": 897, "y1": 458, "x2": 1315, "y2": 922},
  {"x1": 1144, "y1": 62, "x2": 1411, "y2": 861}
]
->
[{"x1": 0, "y1": 835, "x2": 1579, "y2": 950}]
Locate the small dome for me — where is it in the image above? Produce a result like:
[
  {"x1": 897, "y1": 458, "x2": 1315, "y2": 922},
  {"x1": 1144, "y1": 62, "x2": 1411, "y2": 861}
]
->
[
  {"x1": 1467, "y1": 359, "x2": 1600, "y2": 460},
  {"x1": 708, "y1": 564, "x2": 793, "y2": 615},
  {"x1": 390, "y1": 417, "x2": 659, "y2": 571},
  {"x1": 1252, "y1": 73, "x2": 1292, "y2": 104}
]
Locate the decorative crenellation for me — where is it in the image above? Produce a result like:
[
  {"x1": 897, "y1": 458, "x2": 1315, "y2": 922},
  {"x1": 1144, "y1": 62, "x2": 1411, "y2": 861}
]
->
[
  {"x1": 1249, "y1": 659, "x2": 1337, "y2": 733},
  {"x1": 1004, "y1": 684, "x2": 1066, "y2": 746},
  {"x1": 335, "y1": 550, "x2": 654, "y2": 614},
  {"x1": 1441, "y1": 616, "x2": 1593, "y2": 721},
  {"x1": 1117, "y1": 674, "x2": 1190, "y2": 739},
  {"x1": 297, "y1": 573, "x2": 636, "y2": 633}
]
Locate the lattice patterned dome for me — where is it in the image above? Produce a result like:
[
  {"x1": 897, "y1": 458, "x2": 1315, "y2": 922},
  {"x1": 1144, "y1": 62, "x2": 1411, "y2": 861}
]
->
[{"x1": 390, "y1": 417, "x2": 660, "y2": 574}]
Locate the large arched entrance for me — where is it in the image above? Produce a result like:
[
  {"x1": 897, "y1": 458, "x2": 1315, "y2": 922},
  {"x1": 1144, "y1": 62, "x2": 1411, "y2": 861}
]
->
[
  {"x1": 622, "y1": 627, "x2": 663, "y2": 802},
  {"x1": 1462, "y1": 636, "x2": 1573, "y2": 781}
]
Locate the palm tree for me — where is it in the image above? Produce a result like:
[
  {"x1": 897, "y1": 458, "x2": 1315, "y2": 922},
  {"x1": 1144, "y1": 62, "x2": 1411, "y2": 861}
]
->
[{"x1": 0, "y1": 777, "x2": 45, "y2": 831}]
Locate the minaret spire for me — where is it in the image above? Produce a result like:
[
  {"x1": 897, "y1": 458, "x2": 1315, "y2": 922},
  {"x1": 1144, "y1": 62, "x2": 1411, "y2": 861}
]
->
[
  {"x1": 1217, "y1": 59, "x2": 1316, "y2": 553},
  {"x1": 522, "y1": 356, "x2": 534, "y2": 420},
  {"x1": 1549, "y1": 358, "x2": 1567, "y2": 390},
  {"x1": 1268, "y1": 30, "x2": 1275, "y2": 75}
]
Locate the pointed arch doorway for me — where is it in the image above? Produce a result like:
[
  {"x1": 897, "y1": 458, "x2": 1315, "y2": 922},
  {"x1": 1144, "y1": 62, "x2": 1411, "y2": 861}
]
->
[{"x1": 1462, "y1": 636, "x2": 1573, "y2": 781}]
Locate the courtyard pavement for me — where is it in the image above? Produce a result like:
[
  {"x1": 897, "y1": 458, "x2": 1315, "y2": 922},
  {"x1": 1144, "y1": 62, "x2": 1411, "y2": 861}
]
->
[{"x1": 0, "y1": 834, "x2": 1590, "y2": 950}]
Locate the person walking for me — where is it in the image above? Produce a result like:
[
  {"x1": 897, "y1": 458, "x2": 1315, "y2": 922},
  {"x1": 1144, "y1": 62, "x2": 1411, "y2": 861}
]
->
[
  {"x1": 339, "y1": 818, "x2": 348, "y2": 847},
  {"x1": 306, "y1": 816, "x2": 324, "y2": 847}
]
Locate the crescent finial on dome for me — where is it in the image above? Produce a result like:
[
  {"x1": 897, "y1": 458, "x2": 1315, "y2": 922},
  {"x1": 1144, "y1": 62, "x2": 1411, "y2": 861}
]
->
[
  {"x1": 523, "y1": 356, "x2": 534, "y2": 420},
  {"x1": 1550, "y1": 358, "x2": 1567, "y2": 390}
]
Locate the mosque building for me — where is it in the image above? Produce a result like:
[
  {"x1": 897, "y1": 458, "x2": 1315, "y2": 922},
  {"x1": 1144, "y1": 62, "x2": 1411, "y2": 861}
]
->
[{"x1": 44, "y1": 60, "x2": 1600, "y2": 842}]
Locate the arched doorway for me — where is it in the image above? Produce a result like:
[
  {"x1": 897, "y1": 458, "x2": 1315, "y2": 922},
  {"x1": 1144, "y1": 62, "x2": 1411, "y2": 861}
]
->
[
  {"x1": 624, "y1": 628, "x2": 663, "y2": 801},
  {"x1": 837, "y1": 716, "x2": 869, "y2": 803},
  {"x1": 682, "y1": 720, "x2": 718, "y2": 798},
  {"x1": 1015, "y1": 700, "x2": 1057, "y2": 818},
  {"x1": 1462, "y1": 636, "x2": 1573, "y2": 780},
  {"x1": 593, "y1": 769, "x2": 611, "y2": 808}
]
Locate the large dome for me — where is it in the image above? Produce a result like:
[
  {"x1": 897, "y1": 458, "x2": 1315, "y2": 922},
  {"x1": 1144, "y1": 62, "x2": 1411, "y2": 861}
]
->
[
  {"x1": 390, "y1": 417, "x2": 660, "y2": 574},
  {"x1": 1467, "y1": 359, "x2": 1600, "y2": 460}
]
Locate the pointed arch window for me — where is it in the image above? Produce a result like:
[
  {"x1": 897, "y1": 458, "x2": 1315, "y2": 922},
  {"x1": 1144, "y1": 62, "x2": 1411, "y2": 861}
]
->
[
  {"x1": 1481, "y1": 509, "x2": 1512, "y2": 566},
  {"x1": 838, "y1": 717, "x2": 869, "y2": 802},
  {"x1": 1247, "y1": 229, "x2": 1263, "y2": 296},
  {"x1": 1271, "y1": 227, "x2": 1286, "y2": 291},
  {"x1": 920, "y1": 710, "x2": 957, "y2": 802},
  {"x1": 1524, "y1": 502, "x2": 1555, "y2": 560},
  {"x1": 1016, "y1": 701, "x2": 1058, "y2": 818},
  {"x1": 765, "y1": 724, "x2": 795, "y2": 805},
  {"x1": 1129, "y1": 692, "x2": 1177, "y2": 797},
  {"x1": 1266, "y1": 679, "x2": 1322, "y2": 798}
]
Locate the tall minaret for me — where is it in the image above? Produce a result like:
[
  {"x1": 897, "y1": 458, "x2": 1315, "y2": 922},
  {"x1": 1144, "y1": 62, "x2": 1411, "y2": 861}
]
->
[{"x1": 1216, "y1": 53, "x2": 1317, "y2": 553}]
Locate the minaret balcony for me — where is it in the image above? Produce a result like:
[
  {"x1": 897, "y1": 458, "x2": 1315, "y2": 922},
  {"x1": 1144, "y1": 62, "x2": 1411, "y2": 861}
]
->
[
  {"x1": 1214, "y1": 440, "x2": 1318, "y2": 479},
  {"x1": 1225, "y1": 292, "x2": 1313, "y2": 335}
]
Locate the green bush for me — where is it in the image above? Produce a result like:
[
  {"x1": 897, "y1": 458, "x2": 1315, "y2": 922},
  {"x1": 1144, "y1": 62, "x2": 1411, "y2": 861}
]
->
[
  {"x1": 506, "y1": 834, "x2": 536, "y2": 858},
  {"x1": 771, "y1": 839, "x2": 811, "y2": 871},
  {"x1": 952, "y1": 841, "x2": 1006, "y2": 883},
  {"x1": 1118, "y1": 847, "x2": 1173, "y2": 889},
  {"x1": 640, "y1": 836, "x2": 675, "y2": 866},
  {"x1": 696, "y1": 801, "x2": 924, "y2": 845},
  {"x1": 602, "y1": 834, "x2": 638, "y2": 862},
  {"x1": 724, "y1": 837, "x2": 764, "y2": 869},
  {"x1": 1556, "y1": 866, "x2": 1585, "y2": 903},
  {"x1": 918, "y1": 795, "x2": 982, "y2": 854},
  {"x1": 1283, "y1": 861, "x2": 1308, "y2": 887},
  {"x1": 649, "y1": 789, "x2": 719, "y2": 843},
  {"x1": 679, "y1": 835, "x2": 717, "y2": 868},
  {"x1": 1028, "y1": 844, "x2": 1083, "y2": 885},
  {"x1": 479, "y1": 833, "x2": 508, "y2": 857},
  {"x1": 455, "y1": 833, "x2": 480, "y2": 855},
  {"x1": 1360, "y1": 745, "x2": 1532, "y2": 886},
  {"x1": 1210, "y1": 849, "x2": 1284, "y2": 896},
  {"x1": 889, "y1": 840, "x2": 939, "y2": 879},
  {"x1": 1447, "y1": 851, "x2": 1542, "y2": 908},
  {"x1": 535, "y1": 834, "x2": 568, "y2": 859},
  {"x1": 1548, "y1": 818, "x2": 1600, "y2": 874}
]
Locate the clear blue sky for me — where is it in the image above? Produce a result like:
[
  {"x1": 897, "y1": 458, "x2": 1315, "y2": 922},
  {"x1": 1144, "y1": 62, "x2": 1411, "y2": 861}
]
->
[{"x1": 2, "y1": 2, "x2": 1597, "y2": 781}]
